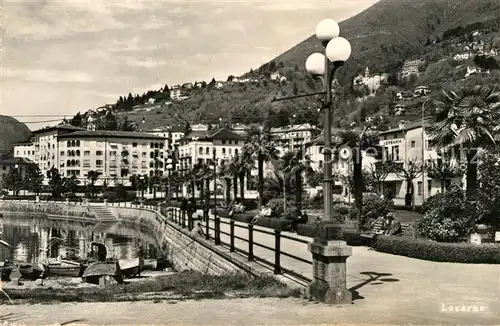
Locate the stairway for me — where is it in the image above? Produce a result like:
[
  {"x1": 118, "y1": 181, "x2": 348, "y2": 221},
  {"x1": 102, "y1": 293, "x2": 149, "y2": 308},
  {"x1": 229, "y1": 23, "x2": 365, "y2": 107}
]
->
[{"x1": 91, "y1": 206, "x2": 118, "y2": 221}]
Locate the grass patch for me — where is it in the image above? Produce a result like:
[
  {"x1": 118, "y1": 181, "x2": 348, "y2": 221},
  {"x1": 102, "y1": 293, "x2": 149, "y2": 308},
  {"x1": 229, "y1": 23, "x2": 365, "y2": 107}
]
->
[{"x1": 1, "y1": 271, "x2": 301, "y2": 304}]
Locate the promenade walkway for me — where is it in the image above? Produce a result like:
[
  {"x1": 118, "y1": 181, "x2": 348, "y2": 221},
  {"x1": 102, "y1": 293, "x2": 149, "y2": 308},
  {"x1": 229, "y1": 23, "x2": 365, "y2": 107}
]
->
[{"x1": 202, "y1": 214, "x2": 500, "y2": 318}]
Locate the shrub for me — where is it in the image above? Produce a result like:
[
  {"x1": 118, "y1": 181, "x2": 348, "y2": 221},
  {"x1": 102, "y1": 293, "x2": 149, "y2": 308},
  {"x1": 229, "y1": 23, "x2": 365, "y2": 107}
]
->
[
  {"x1": 265, "y1": 198, "x2": 294, "y2": 218},
  {"x1": 332, "y1": 203, "x2": 350, "y2": 218},
  {"x1": 415, "y1": 185, "x2": 478, "y2": 242},
  {"x1": 349, "y1": 194, "x2": 393, "y2": 230},
  {"x1": 372, "y1": 236, "x2": 500, "y2": 263}
]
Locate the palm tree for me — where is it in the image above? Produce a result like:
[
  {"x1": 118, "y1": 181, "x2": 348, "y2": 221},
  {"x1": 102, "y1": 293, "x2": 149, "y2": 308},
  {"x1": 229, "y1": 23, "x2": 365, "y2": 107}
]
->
[
  {"x1": 335, "y1": 128, "x2": 379, "y2": 214},
  {"x1": 427, "y1": 85, "x2": 500, "y2": 194},
  {"x1": 230, "y1": 150, "x2": 254, "y2": 202},
  {"x1": 279, "y1": 150, "x2": 313, "y2": 214},
  {"x1": 86, "y1": 170, "x2": 101, "y2": 198},
  {"x1": 244, "y1": 125, "x2": 279, "y2": 208},
  {"x1": 218, "y1": 160, "x2": 232, "y2": 205}
]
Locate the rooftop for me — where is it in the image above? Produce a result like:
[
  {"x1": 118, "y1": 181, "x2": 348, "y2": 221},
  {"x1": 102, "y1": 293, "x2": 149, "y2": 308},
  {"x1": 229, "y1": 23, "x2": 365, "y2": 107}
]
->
[
  {"x1": 0, "y1": 157, "x2": 35, "y2": 165},
  {"x1": 32, "y1": 124, "x2": 86, "y2": 134},
  {"x1": 181, "y1": 128, "x2": 245, "y2": 142},
  {"x1": 57, "y1": 130, "x2": 166, "y2": 140}
]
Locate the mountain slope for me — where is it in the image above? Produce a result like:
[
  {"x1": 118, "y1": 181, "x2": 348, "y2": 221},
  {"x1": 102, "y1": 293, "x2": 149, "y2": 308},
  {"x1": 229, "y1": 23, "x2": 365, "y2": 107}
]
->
[
  {"x1": 272, "y1": 0, "x2": 500, "y2": 78},
  {"x1": 0, "y1": 115, "x2": 31, "y2": 156}
]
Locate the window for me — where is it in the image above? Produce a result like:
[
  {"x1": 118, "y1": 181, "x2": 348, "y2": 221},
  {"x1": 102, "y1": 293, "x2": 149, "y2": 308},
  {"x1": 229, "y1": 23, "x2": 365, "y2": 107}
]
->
[
  {"x1": 96, "y1": 150, "x2": 103, "y2": 156},
  {"x1": 60, "y1": 151, "x2": 65, "y2": 156},
  {"x1": 83, "y1": 160, "x2": 91, "y2": 168},
  {"x1": 132, "y1": 142, "x2": 137, "y2": 147},
  {"x1": 84, "y1": 151, "x2": 90, "y2": 156},
  {"x1": 222, "y1": 148, "x2": 226, "y2": 155},
  {"x1": 142, "y1": 152, "x2": 147, "y2": 157},
  {"x1": 205, "y1": 147, "x2": 209, "y2": 155},
  {"x1": 199, "y1": 147, "x2": 203, "y2": 155},
  {"x1": 411, "y1": 141, "x2": 416, "y2": 148},
  {"x1": 427, "y1": 179, "x2": 432, "y2": 194},
  {"x1": 96, "y1": 160, "x2": 103, "y2": 167},
  {"x1": 417, "y1": 181, "x2": 423, "y2": 195},
  {"x1": 392, "y1": 146, "x2": 400, "y2": 161},
  {"x1": 235, "y1": 149, "x2": 239, "y2": 156},
  {"x1": 222, "y1": 140, "x2": 226, "y2": 145}
]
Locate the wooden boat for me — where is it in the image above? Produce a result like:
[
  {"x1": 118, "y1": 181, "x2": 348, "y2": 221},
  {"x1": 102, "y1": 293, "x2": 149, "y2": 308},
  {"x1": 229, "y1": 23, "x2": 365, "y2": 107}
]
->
[
  {"x1": 19, "y1": 264, "x2": 43, "y2": 280},
  {"x1": 82, "y1": 261, "x2": 123, "y2": 285},
  {"x1": 0, "y1": 261, "x2": 14, "y2": 281},
  {"x1": 118, "y1": 257, "x2": 144, "y2": 278},
  {"x1": 142, "y1": 259, "x2": 157, "y2": 271},
  {"x1": 45, "y1": 260, "x2": 87, "y2": 278}
]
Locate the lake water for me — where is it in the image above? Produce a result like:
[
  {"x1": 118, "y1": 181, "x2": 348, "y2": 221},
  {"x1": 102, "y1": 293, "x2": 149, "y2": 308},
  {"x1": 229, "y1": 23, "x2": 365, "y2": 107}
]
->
[{"x1": 0, "y1": 213, "x2": 162, "y2": 264}]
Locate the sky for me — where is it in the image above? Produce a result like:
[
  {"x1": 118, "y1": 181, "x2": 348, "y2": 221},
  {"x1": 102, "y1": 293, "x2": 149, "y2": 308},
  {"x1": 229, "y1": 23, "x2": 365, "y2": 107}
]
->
[{"x1": 1, "y1": 0, "x2": 378, "y2": 130}]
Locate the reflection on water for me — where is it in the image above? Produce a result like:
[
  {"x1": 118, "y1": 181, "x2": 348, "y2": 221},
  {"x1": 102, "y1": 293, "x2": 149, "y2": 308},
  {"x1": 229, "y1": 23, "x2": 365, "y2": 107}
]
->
[{"x1": 0, "y1": 214, "x2": 161, "y2": 264}]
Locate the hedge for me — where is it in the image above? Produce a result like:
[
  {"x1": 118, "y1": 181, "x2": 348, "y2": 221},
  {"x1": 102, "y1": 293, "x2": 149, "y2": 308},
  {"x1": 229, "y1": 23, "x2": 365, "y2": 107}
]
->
[{"x1": 372, "y1": 236, "x2": 500, "y2": 263}]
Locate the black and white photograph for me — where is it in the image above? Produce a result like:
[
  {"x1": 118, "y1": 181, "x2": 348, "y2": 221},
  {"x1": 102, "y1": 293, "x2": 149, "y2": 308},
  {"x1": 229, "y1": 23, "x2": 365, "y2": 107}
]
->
[{"x1": 1, "y1": 0, "x2": 500, "y2": 324}]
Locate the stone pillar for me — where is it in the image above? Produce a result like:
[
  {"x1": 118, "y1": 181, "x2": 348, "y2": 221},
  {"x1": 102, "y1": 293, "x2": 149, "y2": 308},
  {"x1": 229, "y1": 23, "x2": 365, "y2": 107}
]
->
[
  {"x1": 65, "y1": 198, "x2": 70, "y2": 205},
  {"x1": 307, "y1": 223, "x2": 352, "y2": 305},
  {"x1": 36, "y1": 195, "x2": 40, "y2": 203}
]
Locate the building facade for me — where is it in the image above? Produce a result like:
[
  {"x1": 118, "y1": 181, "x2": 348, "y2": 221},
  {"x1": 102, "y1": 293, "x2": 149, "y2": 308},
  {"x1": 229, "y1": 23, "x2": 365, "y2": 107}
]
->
[{"x1": 378, "y1": 122, "x2": 462, "y2": 206}]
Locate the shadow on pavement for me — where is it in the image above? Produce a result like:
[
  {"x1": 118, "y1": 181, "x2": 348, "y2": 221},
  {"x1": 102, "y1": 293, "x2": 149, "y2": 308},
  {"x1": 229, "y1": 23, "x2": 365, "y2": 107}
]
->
[
  {"x1": 0, "y1": 313, "x2": 26, "y2": 323},
  {"x1": 349, "y1": 271, "x2": 400, "y2": 301}
]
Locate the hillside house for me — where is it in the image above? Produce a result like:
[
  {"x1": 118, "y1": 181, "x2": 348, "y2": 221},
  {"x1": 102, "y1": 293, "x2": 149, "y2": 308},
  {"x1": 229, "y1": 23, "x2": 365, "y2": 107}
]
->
[
  {"x1": 400, "y1": 59, "x2": 424, "y2": 79},
  {"x1": 465, "y1": 66, "x2": 482, "y2": 78},
  {"x1": 453, "y1": 52, "x2": 473, "y2": 61},
  {"x1": 353, "y1": 67, "x2": 388, "y2": 94},
  {"x1": 182, "y1": 82, "x2": 193, "y2": 90},
  {"x1": 195, "y1": 82, "x2": 204, "y2": 88},
  {"x1": 215, "y1": 81, "x2": 224, "y2": 89},
  {"x1": 394, "y1": 104, "x2": 406, "y2": 116},
  {"x1": 171, "y1": 85, "x2": 180, "y2": 90},
  {"x1": 148, "y1": 98, "x2": 155, "y2": 104},
  {"x1": 413, "y1": 86, "x2": 431, "y2": 97},
  {"x1": 395, "y1": 91, "x2": 414, "y2": 101}
]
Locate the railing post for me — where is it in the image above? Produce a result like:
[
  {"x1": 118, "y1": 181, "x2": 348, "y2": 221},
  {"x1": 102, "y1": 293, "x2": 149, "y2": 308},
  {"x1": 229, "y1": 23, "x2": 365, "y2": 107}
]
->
[
  {"x1": 229, "y1": 220, "x2": 235, "y2": 252},
  {"x1": 205, "y1": 213, "x2": 210, "y2": 240},
  {"x1": 182, "y1": 210, "x2": 186, "y2": 228},
  {"x1": 274, "y1": 229, "x2": 282, "y2": 274},
  {"x1": 214, "y1": 216, "x2": 220, "y2": 245},
  {"x1": 188, "y1": 212, "x2": 193, "y2": 231},
  {"x1": 248, "y1": 224, "x2": 254, "y2": 261}
]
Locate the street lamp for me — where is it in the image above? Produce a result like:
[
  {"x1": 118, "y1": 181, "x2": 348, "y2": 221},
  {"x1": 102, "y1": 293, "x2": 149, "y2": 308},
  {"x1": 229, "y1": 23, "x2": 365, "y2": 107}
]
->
[
  {"x1": 421, "y1": 99, "x2": 432, "y2": 203},
  {"x1": 304, "y1": 18, "x2": 352, "y2": 305},
  {"x1": 166, "y1": 158, "x2": 173, "y2": 205},
  {"x1": 305, "y1": 18, "x2": 351, "y2": 222}
]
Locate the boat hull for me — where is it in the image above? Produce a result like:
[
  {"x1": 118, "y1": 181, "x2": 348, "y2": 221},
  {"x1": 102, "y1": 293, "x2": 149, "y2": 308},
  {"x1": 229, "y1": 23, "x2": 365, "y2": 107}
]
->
[
  {"x1": 19, "y1": 264, "x2": 43, "y2": 280},
  {"x1": 82, "y1": 261, "x2": 123, "y2": 285},
  {"x1": 119, "y1": 258, "x2": 144, "y2": 278}
]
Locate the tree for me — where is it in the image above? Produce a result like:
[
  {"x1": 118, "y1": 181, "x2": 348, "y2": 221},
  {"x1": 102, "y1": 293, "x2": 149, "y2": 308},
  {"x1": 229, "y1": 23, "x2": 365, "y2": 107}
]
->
[
  {"x1": 424, "y1": 155, "x2": 465, "y2": 192},
  {"x1": 391, "y1": 158, "x2": 423, "y2": 208},
  {"x1": 104, "y1": 112, "x2": 118, "y2": 130},
  {"x1": 292, "y1": 82, "x2": 298, "y2": 95},
  {"x1": 24, "y1": 163, "x2": 44, "y2": 195},
  {"x1": 243, "y1": 125, "x2": 279, "y2": 208},
  {"x1": 63, "y1": 175, "x2": 80, "y2": 194},
  {"x1": 47, "y1": 167, "x2": 65, "y2": 198},
  {"x1": 184, "y1": 121, "x2": 192, "y2": 135},
  {"x1": 70, "y1": 112, "x2": 83, "y2": 127},
  {"x1": 335, "y1": 127, "x2": 380, "y2": 214},
  {"x1": 86, "y1": 170, "x2": 101, "y2": 198},
  {"x1": 120, "y1": 116, "x2": 136, "y2": 131},
  {"x1": 3, "y1": 168, "x2": 23, "y2": 197},
  {"x1": 279, "y1": 150, "x2": 313, "y2": 214},
  {"x1": 427, "y1": 86, "x2": 500, "y2": 195},
  {"x1": 366, "y1": 162, "x2": 392, "y2": 194}
]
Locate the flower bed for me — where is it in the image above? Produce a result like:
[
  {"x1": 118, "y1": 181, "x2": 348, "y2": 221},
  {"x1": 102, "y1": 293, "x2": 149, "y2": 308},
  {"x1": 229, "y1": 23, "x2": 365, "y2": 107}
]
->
[{"x1": 372, "y1": 236, "x2": 500, "y2": 263}]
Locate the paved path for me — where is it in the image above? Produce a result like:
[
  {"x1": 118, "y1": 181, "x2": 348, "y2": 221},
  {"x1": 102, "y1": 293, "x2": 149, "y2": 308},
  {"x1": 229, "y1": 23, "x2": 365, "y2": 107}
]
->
[
  {"x1": 2, "y1": 297, "x2": 499, "y2": 325},
  {"x1": 202, "y1": 214, "x2": 500, "y2": 320}
]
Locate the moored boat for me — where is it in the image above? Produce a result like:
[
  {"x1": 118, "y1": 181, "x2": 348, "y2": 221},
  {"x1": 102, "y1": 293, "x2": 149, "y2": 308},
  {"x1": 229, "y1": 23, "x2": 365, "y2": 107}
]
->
[
  {"x1": 118, "y1": 257, "x2": 144, "y2": 278},
  {"x1": 0, "y1": 261, "x2": 14, "y2": 281},
  {"x1": 82, "y1": 261, "x2": 123, "y2": 285},
  {"x1": 19, "y1": 264, "x2": 43, "y2": 280},
  {"x1": 142, "y1": 259, "x2": 158, "y2": 271},
  {"x1": 45, "y1": 260, "x2": 87, "y2": 277}
]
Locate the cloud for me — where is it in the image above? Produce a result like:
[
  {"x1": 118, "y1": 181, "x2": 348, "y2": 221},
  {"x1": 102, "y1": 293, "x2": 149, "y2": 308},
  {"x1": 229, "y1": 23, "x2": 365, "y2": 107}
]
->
[
  {"x1": 3, "y1": 68, "x2": 94, "y2": 83},
  {"x1": 1, "y1": 0, "x2": 379, "y2": 123}
]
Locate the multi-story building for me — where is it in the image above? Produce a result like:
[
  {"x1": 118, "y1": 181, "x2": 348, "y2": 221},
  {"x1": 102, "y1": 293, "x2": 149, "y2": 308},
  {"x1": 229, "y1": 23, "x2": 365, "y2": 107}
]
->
[
  {"x1": 377, "y1": 121, "x2": 462, "y2": 206},
  {"x1": 14, "y1": 125, "x2": 167, "y2": 186},
  {"x1": 56, "y1": 130, "x2": 166, "y2": 185},
  {"x1": 0, "y1": 157, "x2": 33, "y2": 190},
  {"x1": 353, "y1": 67, "x2": 388, "y2": 94},
  {"x1": 271, "y1": 124, "x2": 317, "y2": 153},
  {"x1": 13, "y1": 124, "x2": 87, "y2": 180}
]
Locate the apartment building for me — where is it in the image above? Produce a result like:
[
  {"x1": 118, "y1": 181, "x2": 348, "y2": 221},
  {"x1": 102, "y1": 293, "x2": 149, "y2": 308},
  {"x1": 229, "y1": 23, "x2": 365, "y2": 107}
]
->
[
  {"x1": 271, "y1": 124, "x2": 317, "y2": 153},
  {"x1": 14, "y1": 125, "x2": 167, "y2": 186},
  {"x1": 378, "y1": 121, "x2": 462, "y2": 206},
  {"x1": 178, "y1": 128, "x2": 245, "y2": 171},
  {"x1": 14, "y1": 124, "x2": 87, "y2": 180},
  {"x1": 56, "y1": 130, "x2": 166, "y2": 186}
]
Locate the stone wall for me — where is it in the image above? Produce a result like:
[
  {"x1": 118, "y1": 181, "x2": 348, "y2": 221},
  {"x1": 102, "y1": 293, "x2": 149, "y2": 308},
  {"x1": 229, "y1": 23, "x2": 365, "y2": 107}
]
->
[{"x1": 109, "y1": 206, "x2": 242, "y2": 275}]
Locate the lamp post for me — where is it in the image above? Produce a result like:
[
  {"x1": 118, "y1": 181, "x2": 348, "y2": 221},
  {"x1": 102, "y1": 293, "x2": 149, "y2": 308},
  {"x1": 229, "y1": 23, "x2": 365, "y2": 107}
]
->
[
  {"x1": 166, "y1": 158, "x2": 173, "y2": 205},
  {"x1": 304, "y1": 18, "x2": 352, "y2": 305},
  {"x1": 421, "y1": 99, "x2": 431, "y2": 204}
]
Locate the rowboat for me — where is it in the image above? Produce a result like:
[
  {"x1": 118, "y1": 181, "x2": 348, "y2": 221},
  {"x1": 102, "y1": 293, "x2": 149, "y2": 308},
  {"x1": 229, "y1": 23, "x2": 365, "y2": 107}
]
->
[
  {"x1": 82, "y1": 261, "x2": 123, "y2": 285},
  {"x1": 45, "y1": 260, "x2": 87, "y2": 278},
  {"x1": 142, "y1": 259, "x2": 158, "y2": 271},
  {"x1": 118, "y1": 257, "x2": 144, "y2": 278},
  {"x1": 19, "y1": 264, "x2": 44, "y2": 280},
  {"x1": 0, "y1": 261, "x2": 14, "y2": 281}
]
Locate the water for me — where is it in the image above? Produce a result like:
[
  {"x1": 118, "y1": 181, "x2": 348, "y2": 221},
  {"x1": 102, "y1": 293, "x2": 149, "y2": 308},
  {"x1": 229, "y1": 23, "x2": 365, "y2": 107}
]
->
[{"x1": 0, "y1": 213, "x2": 162, "y2": 264}]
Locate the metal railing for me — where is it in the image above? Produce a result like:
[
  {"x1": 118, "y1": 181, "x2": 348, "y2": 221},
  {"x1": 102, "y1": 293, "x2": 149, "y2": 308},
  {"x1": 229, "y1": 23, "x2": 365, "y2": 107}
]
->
[{"x1": 165, "y1": 207, "x2": 313, "y2": 284}]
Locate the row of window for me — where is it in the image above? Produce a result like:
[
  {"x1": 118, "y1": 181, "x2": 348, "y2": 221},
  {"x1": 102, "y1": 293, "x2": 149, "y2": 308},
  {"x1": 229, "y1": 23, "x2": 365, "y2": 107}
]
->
[{"x1": 197, "y1": 147, "x2": 239, "y2": 156}]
